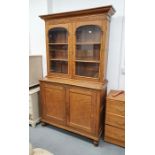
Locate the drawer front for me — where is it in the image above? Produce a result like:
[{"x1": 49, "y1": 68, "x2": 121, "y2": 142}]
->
[
  {"x1": 105, "y1": 125, "x2": 125, "y2": 142},
  {"x1": 106, "y1": 99, "x2": 125, "y2": 116},
  {"x1": 106, "y1": 113, "x2": 125, "y2": 129}
]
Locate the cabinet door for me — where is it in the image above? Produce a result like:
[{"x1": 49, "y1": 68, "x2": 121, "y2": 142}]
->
[
  {"x1": 72, "y1": 21, "x2": 103, "y2": 80},
  {"x1": 46, "y1": 24, "x2": 70, "y2": 76},
  {"x1": 41, "y1": 83, "x2": 66, "y2": 125},
  {"x1": 66, "y1": 87, "x2": 96, "y2": 133}
]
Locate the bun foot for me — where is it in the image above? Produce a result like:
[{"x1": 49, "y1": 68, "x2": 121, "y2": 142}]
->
[
  {"x1": 93, "y1": 140, "x2": 99, "y2": 146},
  {"x1": 41, "y1": 122, "x2": 47, "y2": 126}
]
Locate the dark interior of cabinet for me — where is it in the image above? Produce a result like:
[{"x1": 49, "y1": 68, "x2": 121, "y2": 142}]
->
[
  {"x1": 76, "y1": 62, "x2": 99, "y2": 78},
  {"x1": 48, "y1": 28, "x2": 68, "y2": 43},
  {"x1": 49, "y1": 45, "x2": 68, "y2": 59},
  {"x1": 48, "y1": 25, "x2": 102, "y2": 77},
  {"x1": 76, "y1": 25, "x2": 101, "y2": 43},
  {"x1": 76, "y1": 44, "x2": 100, "y2": 60},
  {"x1": 75, "y1": 25, "x2": 101, "y2": 78},
  {"x1": 48, "y1": 28, "x2": 68, "y2": 74},
  {"x1": 50, "y1": 61, "x2": 68, "y2": 74}
]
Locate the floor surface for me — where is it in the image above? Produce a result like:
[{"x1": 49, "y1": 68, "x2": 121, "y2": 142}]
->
[{"x1": 29, "y1": 124, "x2": 125, "y2": 155}]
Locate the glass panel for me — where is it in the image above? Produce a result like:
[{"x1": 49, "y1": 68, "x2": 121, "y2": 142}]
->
[
  {"x1": 50, "y1": 61, "x2": 68, "y2": 74},
  {"x1": 76, "y1": 25, "x2": 101, "y2": 43},
  {"x1": 49, "y1": 45, "x2": 68, "y2": 59},
  {"x1": 76, "y1": 62, "x2": 99, "y2": 78},
  {"x1": 75, "y1": 25, "x2": 101, "y2": 78},
  {"x1": 48, "y1": 27, "x2": 68, "y2": 74},
  {"x1": 76, "y1": 44, "x2": 100, "y2": 61},
  {"x1": 48, "y1": 28, "x2": 68, "y2": 43}
]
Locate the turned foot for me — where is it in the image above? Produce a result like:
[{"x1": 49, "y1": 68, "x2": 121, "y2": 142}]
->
[
  {"x1": 41, "y1": 122, "x2": 47, "y2": 126},
  {"x1": 93, "y1": 140, "x2": 99, "y2": 146}
]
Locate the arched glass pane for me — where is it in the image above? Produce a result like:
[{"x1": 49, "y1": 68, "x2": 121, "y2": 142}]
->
[
  {"x1": 76, "y1": 62, "x2": 99, "y2": 78},
  {"x1": 48, "y1": 27, "x2": 68, "y2": 43},
  {"x1": 48, "y1": 27, "x2": 68, "y2": 74},
  {"x1": 75, "y1": 25, "x2": 102, "y2": 78},
  {"x1": 76, "y1": 25, "x2": 101, "y2": 43}
]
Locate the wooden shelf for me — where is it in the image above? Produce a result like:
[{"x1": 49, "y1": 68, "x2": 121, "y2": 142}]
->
[
  {"x1": 76, "y1": 42, "x2": 101, "y2": 45},
  {"x1": 75, "y1": 59, "x2": 100, "y2": 63},
  {"x1": 50, "y1": 58, "x2": 68, "y2": 61},
  {"x1": 50, "y1": 49, "x2": 68, "y2": 51},
  {"x1": 49, "y1": 43, "x2": 68, "y2": 45}
]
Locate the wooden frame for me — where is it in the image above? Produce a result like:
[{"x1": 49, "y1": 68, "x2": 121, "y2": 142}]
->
[
  {"x1": 72, "y1": 20, "x2": 103, "y2": 81},
  {"x1": 45, "y1": 23, "x2": 71, "y2": 78}
]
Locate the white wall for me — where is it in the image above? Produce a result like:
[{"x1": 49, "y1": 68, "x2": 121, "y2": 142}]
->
[
  {"x1": 48, "y1": 0, "x2": 125, "y2": 91},
  {"x1": 29, "y1": 0, "x2": 48, "y2": 76}
]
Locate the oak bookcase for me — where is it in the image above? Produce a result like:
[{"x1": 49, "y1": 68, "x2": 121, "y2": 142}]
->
[{"x1": 39, "y1": 5, "x2": 115, "y2": 146}]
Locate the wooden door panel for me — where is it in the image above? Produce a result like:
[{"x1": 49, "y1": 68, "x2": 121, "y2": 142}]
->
[
  {"x1": 67, "y1": 88, "x2": 96, "y2": 133},
  {"x1": 45, "y1": 23, "x2": 72, "y2": 78},
  {"x1": 43, "y1": 84, "x2": 66, "y2": 125},
  {"x1": 72, "y1": 21, "x2": 103, "y2": 81}
]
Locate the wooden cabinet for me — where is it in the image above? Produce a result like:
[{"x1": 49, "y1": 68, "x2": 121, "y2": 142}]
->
[
  {"x1": 104, "y1": 90, "x2": 125, "y2": 147},
  {"x1": 40, "y1": 80, "x2": 107, "y2": 145},
  {"x1": 39, "y1": 6, "x2": 115, "y2": 145}
]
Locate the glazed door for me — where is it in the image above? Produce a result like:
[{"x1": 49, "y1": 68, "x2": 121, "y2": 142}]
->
[
  {"x1": 66, "y1": 87, "x2": 96, "y2": 133},
  {"x1": 41, "y1": 83, "x2": 66, "y2": 125},
  {"x1": 72, "y1": 21, "x2": 103, "y2": 80},
  {"x1": 46, "y1": 24, "x2": 71, "y2": 77}
]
